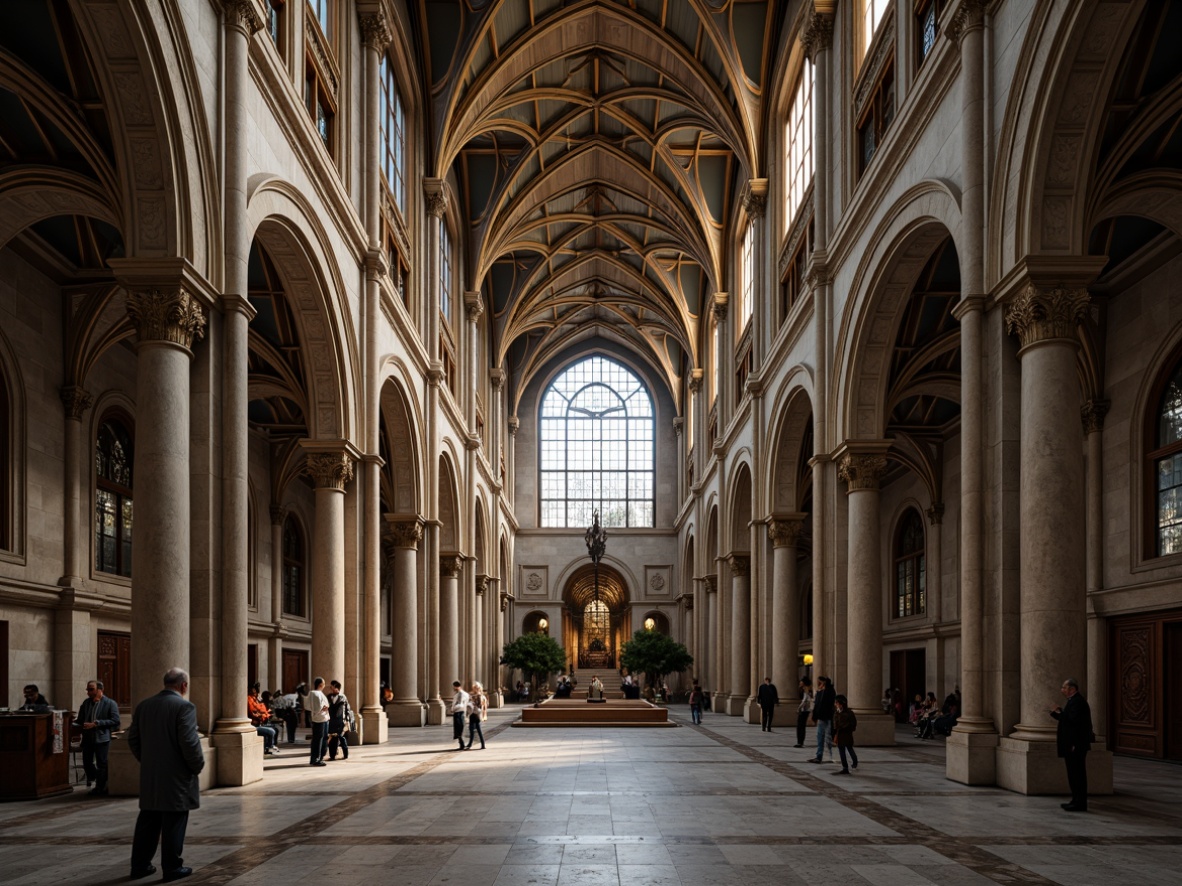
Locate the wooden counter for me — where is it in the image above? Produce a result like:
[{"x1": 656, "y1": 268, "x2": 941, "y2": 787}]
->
[{"x1": 0, "y1": 712, "x2": 73, "y2": 800}]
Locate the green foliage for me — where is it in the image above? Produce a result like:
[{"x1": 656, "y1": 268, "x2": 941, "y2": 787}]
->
[
  {"x1": 500, "y1": 632, "x2": 567, "y2": 693},
  {"x1": 620, "y1": 630, "x2": 693, "y2": 688}
]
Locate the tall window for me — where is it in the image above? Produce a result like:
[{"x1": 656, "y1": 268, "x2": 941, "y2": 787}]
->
[
  {"x1": 739, "y1": 223, "x2": 755, "y2": 331},
  {"x1": 266, "y1": 0, "x2": 284, "y2": 50},
  {"x1": 95, "y1": 415, "x2": 133, "y2": 577},
  {"x1": 915, "y1": 0, "x2": 946, "y2": 68},
  {"x1": 380, "y1": 56, "x2": 407, "y2": 215},
  {"x1": 282, "y1": 515, "x2": 306, "y2": 617},
  {"x1": 439, "y1": 217, "x2": 452, "y2": 322},
  {"x1": 894, "y1": 509, "x2": 926, "y2": 618},
  {"x1": 862, "y1": 0, "x2": 891, "y2": 60},
  {"x1": 1152, "y1": 359, "x2": 1182, "y2": 556},
  {"x1": 858, "y1": 62, "x2": 895, "y2": 174},
  {"x1": 307, "y1": 0, "x2": 331, "y2": 41},
  {"x1": 539, "y1": 356, "x2": 655, "y2": 528},
  {"x1": 784, "y1": 60, "x2": 814, "y2": 230},
  {"x1": 0, "y1": 370, "x2": 8, "y2": 550}
]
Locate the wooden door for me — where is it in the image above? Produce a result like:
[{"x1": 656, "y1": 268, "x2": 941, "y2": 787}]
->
[
  {"x1": 1111, "y1": 618, "x2": 1159, "y2": 757},
  {"x1": 282, "y1": 648, "x2": 308, "y2": 694},
  {"x1": 97, "y1": 631, "x2": 131, "y2": 709},
  {"x1": 1166, "y1": 623, "x2": 1182, "y2": 761}
]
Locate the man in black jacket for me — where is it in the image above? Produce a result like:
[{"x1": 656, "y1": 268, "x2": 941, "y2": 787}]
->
[
  {"x1": 1049, "y1": 677, "x2": 1094, "y2": 812},
  {"x1": 73, "y1": 679, "x2": 120, "y2": 796},
  {"x1": 757, "y1": 677, "x2": 779, "y2": 731},
  {"x1": 808, "y1": 675, "x2": 836, "y2": 763}
]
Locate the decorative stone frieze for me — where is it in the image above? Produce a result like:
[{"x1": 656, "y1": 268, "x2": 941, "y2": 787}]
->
[
  {"x1": 801, "y1": 12, "x2": 834, "y2": 62},
  {"x1": 358, "y1": 12, "x2": 392, "y2": 52},
  {"x1": 388, "y1": 519, "x2": 424, "y2": 548},
  {"x1": 1004, "y1": 284, "x2": 1091, "y2": 350},
  {"x1": 440, "y1": 556, "x2": 463, "y2": 578},
  {"x1": 223, "y1": 0, "x2": 263, "y2": 36},
  {"x1": 727, "y1": 554, "x2": 750, "y2": 577},
  {"x1": 60, "y1": 386, "x2": 93, "y2": 420},
  {"x1": 767, "y1": 518, "x2": 805, "y2": 548},
  {"x1": 126, "y1": 289, "x2": 207, "y2": 349},
  {"x1": 1081, "y1": 399, "x2": 1110, "y2": 435},
  {"x1": 304, "y1": 451, "x2": 355, "y2": 490},
  {"x1": 838, "y1": 453, "x2": 889, "y2": 492}
]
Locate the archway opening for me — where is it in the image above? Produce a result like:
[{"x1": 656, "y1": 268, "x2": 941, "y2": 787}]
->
[{"x1": 561, "y1": 562, "x2": 629, "y2": 671}]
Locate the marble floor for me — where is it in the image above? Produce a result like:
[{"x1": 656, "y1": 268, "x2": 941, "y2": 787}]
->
[{"x1": 3, "y1": 706, "x2": 1181, "y2": 886}]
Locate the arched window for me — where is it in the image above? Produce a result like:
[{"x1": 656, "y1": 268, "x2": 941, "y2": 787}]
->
[
  {"x1": 784, "y1": 59, "x2": 813, "y2": 230},
  {"x1": 893, "y1": 509, "x2": 925, "y2": 618},
  {"x1": 739, "y1": 222, "x2": 754, "y2": 331},
  {"x1": 1151, "y1": 359, "x2": 1182, "y2": 556},
  {"x1": 539, "y1": 356, "x2": 654, "y2": 528},
  {"x1": 95, "y1": 415, "x2": 133, "y2": 577},
  {"x1": 282, "y1": 515, "x2": 306, "y2": 617}
]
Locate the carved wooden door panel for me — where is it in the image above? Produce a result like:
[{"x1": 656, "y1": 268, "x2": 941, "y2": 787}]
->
[
  {"x1": 97, "y1": 631, "x2": 131, "y2": 710},
  {"x1": 1166, "y1": 623, "x2": 1182, "y2": 761}
]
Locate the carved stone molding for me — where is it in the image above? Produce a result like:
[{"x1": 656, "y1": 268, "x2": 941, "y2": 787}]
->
[
  {"x1": 508, "y1": 416, "x2": 520, "y2": 436},
  {"x1": 60, "y1": 386, "x2": 93, "y2": 420},
  {"x1": 727, "y1": 554, "x2": 750, "y2": 577},
  {"x1": 440, "y1": 555, "x2": 463, "y2": 578},
  {"x1": 838, "y1": 453, "x2": 889, "y2": 492},
  {"x1": 499, "y1": 591, "x2": 512, "y2": 612},
  {"x1": 741, "y1": 179, "x2": 768, "y2": 219},
  {"x1": 802, "y1": 12, "x2": 834, "y2": 62},
  {"x1": 465, "y1": 291, "x2": 484, "y2": 323},
  {"x1": 358, "y1": 12, "x2": 392, "y2": 52},
  {"x1": 269, "y1": 504, "x2": 288, "y2": 526},
  {"x1": 126, "y1": 289, "x2": 207, "y2": 349},
  {"x1": 1004, "y1": 284, "x2": 1091, "y2": 350},
  {"x1": 489, "y1": 368, "x2": 506, "y2": 390},
  {"x1": 767, "y1": 518, "x2": 805, "y2": 548},
  {"x1": 387, "y1": 519, "x2": 424, "y2": 549},
  {"x1": 805, "y1": 262, "x2": 832, "y2": 290},
  {"x1": 702, "y1": 575, "x2": 717, "y2": 594},
  {"x1": 688, "y1": 369, "x2": 704, "y2": 394},
  {"x1": 223, "y1": 0, "x2": 263, "y2": 36},
  {"x1": 476, "y1": 575, "x2": 488, "y2": 597},
  {"x1": 946, "y1": 0, "x2": 987, "y2": 46},
  {"x1": 1081, "y1": 399, "x2": 1110, "y2": 435},
  {"x1": 424, "y1": 180, "x2": 448, "y2": 218},
  {"x1": 711, "y1": 292, "x2": 729, "y2": 323},
  {"x1": 304, "y1": 451, "x2": 355, "y2": 490}
]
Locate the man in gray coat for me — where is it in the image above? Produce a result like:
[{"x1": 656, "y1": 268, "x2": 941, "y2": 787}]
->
[
  {"x1": 127, "y1": 667, "x2": 204, "y2": 882},
  {"x1": 73, "y1": 679, "x2": 120, "y2": 795}
]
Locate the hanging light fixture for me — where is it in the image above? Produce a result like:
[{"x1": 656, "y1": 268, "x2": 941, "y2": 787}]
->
[{"x1": 584, "y1": 508, "x2": 608, "y2": 636}]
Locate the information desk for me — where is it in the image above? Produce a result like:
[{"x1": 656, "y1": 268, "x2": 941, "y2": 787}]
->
[{"x1": 0, "y1": 711, "x2": 73, "y2": 800}]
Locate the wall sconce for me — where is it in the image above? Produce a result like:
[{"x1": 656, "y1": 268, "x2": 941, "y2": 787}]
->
[
  {"x1": 538, "y1": 617, "x2": 549, "y2": 631},
  {"x1": 802, "y1": 653, "x2": 814, "y2": 666},
  {"x1": 644, "y1": 617, "x2": 656, "y2": 631}
]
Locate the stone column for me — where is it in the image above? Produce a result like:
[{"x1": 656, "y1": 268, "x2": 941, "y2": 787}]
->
[
  {"x1": 494, "y1": 581, "x2": 508, "y2": 706},
  {"x1": 270, "y1": 506, "x2": 286, "y2": 623},
  {"x1": 712, "y1": 293, "x2": 730, "y2": 425},
  {"x1": 839, "y1": 450, "x2": 895, "y2": 745},
  {"x1": 1083, "y1": 400, "x2": 1109, "y2": 741},
  {"x1": 304, "y1": 450, "x2": 354, "y2": 685},
  {"x1": 742, "y1": 180, "x2": 769, "y2": 364},
  {"x1": 726, "y1": 554, "x2": 751, "y2": 716},
  {"x1": 702, "y1": 576, "x2": 716, "y2": 699},
  {"x1": 998, "y1": 283, "x2": 1111, "y2": 794},
  {"x1": 475, "y1": 575, "x2": 487, "y2": 686},
  {"x1": 59, "y1": 386, "x2": 92, "y2": 588},
  {"x1": 768, "y1": 515, "x2": 806, "y2": 693},
  {"x1": 439, "y1": 554, "x2": 462, "y2": 692},
  {"x1": 385, "y1": 516, "x2": 425, "y2": 725},
  {"x1": 710, "y1": 569, "x2": 728, "y2": 711}
]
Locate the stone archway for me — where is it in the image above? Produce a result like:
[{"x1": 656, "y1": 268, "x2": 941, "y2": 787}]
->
[{"x1": 561, "y1": 562, "x2": 630, "y2": 671}]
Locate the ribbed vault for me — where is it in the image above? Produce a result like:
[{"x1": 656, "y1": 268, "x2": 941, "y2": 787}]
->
[{"x1": 562, "y1": 562, "x2": 629, "y2": 610}]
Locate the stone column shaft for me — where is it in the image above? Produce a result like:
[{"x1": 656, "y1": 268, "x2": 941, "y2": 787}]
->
[
  {"x1": 386, "y1": 517, "x2": 424, "y2": 725},
  {"x1": 306, "y1": 452, "x2": 353, "y2": 685},
  {"x1": 59, "y1": 386, "x2": 92, "y2": 586},
  {"x1": 270, "y1": 506, "x2": 286, "y2": 622},
  {"x1": 440, "y1": 555, "x2": 462, "y2": 691},
  {"x1": 1083, "y1": 401, "x2": 1108, "y2": 736},
  {"x1": 727, "y1": 555, "x2": 750, "y2": 714},
  {"x1": 769, "y1": 517, "x2": 805, "y2": 688}
]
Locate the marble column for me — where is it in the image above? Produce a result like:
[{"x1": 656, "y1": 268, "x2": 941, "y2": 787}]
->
[
  {"x1": 270, "y1": 506, "x2": 286, "y2": 624},
  {"x1": 998, "y1": 283, "x2": 1111, "y2": 794},
  {"x1": 768, "y1": 515, "x2": 806, "y2": 693},
  {"x1": 58, "y1": 386, "x2": 92, "y2": 588},
  {"x1": 839, "y1": 451, "x2": 895, "y2": 745},
  {"x1": 726, "y1": 554, "x2": 751, "y2": 716},
  {"x1": 440, "y1": 554, "x2": 462, "y2": 692},
  {"x1": 55, "y1": 388, "x2": 95, "y2": 705},
  {"x1": 386, "y1": 516, "x2": 425, "y2": 726},
  {"x1": 475, "y1": 575, "x2": 487, "y2": 686},
  {"x1": 305, "y1": 450, "x2": 353, "y2": 685},
  {"x1": 1083, "y1": 400, "x2": 1109, "y2": 741},
  {"x1": 703, "y1": 576, "x2": 717, "y2": 699}
]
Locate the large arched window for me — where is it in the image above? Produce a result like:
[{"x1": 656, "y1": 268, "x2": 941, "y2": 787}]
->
[
  {"x1": 282, "y1": 514, "x2": 307, "y2": 617},
  {"x1": 893, "y1": 509, "x2": 925, "y2": 618},
  {"x1": 1151, "y1": 358, "x2": 1182, "y2": 556},
  {"x1": 95, "y1": 415, "x2": 133, "y2": 577},
  {"x1": 539, "y1": 356, "x2": 654, "y2": 528},
  {"x1": 784, "y1": 59, "x2": 813, "y2": 230}
]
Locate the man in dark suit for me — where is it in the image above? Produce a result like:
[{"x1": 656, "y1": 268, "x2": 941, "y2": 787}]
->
[
  {"x1": 127, "y1": 667, "x2": 205, "y2": 881},
  {"x1": 757, "y1": 677, "x2": 779, "y2": 732},
  {"x1": 808, "y1": 675, "x2": 837, "y2": 763},
  {"x1": 73, "y1": 679, "x2": 120, "y2": 796},
  {"x1": 1050, "y1": 676, "x2": 1094, "y2": 812}
]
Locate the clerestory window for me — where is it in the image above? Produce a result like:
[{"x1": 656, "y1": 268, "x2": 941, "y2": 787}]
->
[
  {"x1": 95, "y1": 415, "x2": 134, "y2": 577},
  {"x1": 1151, "y1": 358, "x2": 1182, "y2": 557},
  {"x1": 894, "y1": 508, "x2": 926, "y2": 618}
]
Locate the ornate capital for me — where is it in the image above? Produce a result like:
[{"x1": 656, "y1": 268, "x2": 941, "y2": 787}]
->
[
  {"x1": 269, "y1": 504, "x2": 288, "y2": 526},
  {"x1": 126, "y1": 289, "x2": 206, "y2": 349},
  {"x1": 688, "y1": 368, "x2": 704, "y2": 394},
  {"x1": 1081, "y1": 399, "x2": 1110, "y2": 435},
  {"x1": 424, "y1": 180, "x2": 448, "y2": 218},
  {"x1": 440, "y1": 555, "x2": 463, "y2": 578},
  {"x1": 926, "y1": 503, "x2": 944, "y2": 526},
  {"x1": 489, "y1": 368, "x2": 506, "y2": 391},
  {"x1": 387, "y1": 519, "x2": 424, "y2": 549},
  {"x1": 303, "y1": 451, "x2": 354, "y2": 490},
  {"x1": 804, "y1": 261, "x2": 832, "y2": 290},
  {"x1": 702, "y1": 575, "x2": 717, "y2": 594},
  {"x1": 1004, "y1": 284, "x2": 1090, "y2": 351},
  {"x1": 358, "y1": 12, "x2": 392, "y2": 52},
  {"x1": 223, "y1": 0, "x2": 263, "y2": 36},
  {"x1": 946, "y1": 0, "x2": 986, "y2": 46},
  {"x1": 60, "y1": 386, "x2": 93, "y2": 420},
  {"x1": 712, "y1": 291, "x2": 729, "y2": 323},
  {"x1": 508, "y1": 416, "x2": 520, "y2": 437},
  {"x1": 672, "y1": 417, "x2": 684, "y2": 437},
  {"x1": 838, "y1": 453, "x2": 889, "y2": 492},
  {"x1": 802, "y1": 12, "x2": 834, "y2": 62},
  {"x1": 499, "y1": 590, "x2": 512, "y2": 612},
  {"x1": 727, "y1": 554, "x2": 750, "y2": 577},
  {"x1": 464, "y1": 291, "x2": 484, "y2": 322},
  {"x1": 741, "y1": 179, "x2": 768, "y2": 219},
  {"x1": 768, "y1": 518, "x2": 805, "y2": 548},
  {"x1": 476, "y1": 575, "x2": 489, "y2": 596}
]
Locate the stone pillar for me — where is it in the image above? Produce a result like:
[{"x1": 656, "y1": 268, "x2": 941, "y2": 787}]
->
[
  {"x1": 710, "y1": 569, "x2": 728, "y2": 711},
  {"x1": 439, "y1": 554, "x2": 462, "y2": 693},
  {"x1": 59, "y1": 386, "x2": 92, "y2": 588},
  {"x1": 53, "y1": 591, "x2": 96, "y2": 716},
  {"x1": 768, "y1": 515, "x2": 806, "y2": 697},
  {"x1": 304, "y1": 450, "x2": 354, "y2": 685},
  {"x1": 997, "y1": 283, "x2": 1111, "y2": 794},
  {"x1": 270, "y1": 506, "x2": 286, "y2": 623},
  {"x1": 702, "y1": 576, "x2": 716, "y2": 700},
  {"x1": 726, "y1": 554, "x2": 751, "y2": 716},
  {"x1": 495, "y1": 582, "x2": 509, "y2": 706},
  {"x1": 838, "y1": 450, "x2": 895, "y2": 745},
  {"x1": 385, "y1": 516, "x2": 425, "y2": 726},
  {"x1": 742, "y1": 180, "x2": 769, "y2": 364},
  {"x1": 475, "y1": 575, "x2": 487, "y2": 686},
  {"x1": 1083, "y1": 400, "x2": 1109, "y2": 742}
]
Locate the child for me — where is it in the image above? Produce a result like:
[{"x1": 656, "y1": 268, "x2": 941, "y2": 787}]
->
[{"x1": 832, "y1": 694, "x2": 858, "y2": 775}]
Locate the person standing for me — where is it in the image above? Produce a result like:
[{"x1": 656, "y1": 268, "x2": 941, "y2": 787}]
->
[
  {"x1": 831, "y1": 694, "x2": 858, "y2": 775},
  {"x1": 127, "y1": 667, "x2": 204, "y2": 882},
  {"x1": 73, "y1": 679, "x2": 120, "y2": 796},
  {"x1": 450, "y1": 681, "x2": 470, "y2": 750},
  {"x1": 326, "y1": 680, "x2": 352, "y2": 761},
  {"x1": 808, "y1": 675, "x2": 836, "y2": 763},
  {"x1": 589, "y1": 675, "x2": 604, "y2": 700},
  {"x1": 757, "y1": 677, "x2": 779, "y2": 732},
  {"x1": 466, "y1": 682, "x2": 488, "y2": 749},
  {"x1": 794, "y1": 678, "x2": 813, "y2": 748},
  {"x1": 1050, "y1": 677, "x2": 1094, "y2": 812},
  {"x1": 688, "y1": 680, "x2": 704, "y2": 725},
  {"x1": 307, "y1": 677, "x2": 330, "y2": 766}
]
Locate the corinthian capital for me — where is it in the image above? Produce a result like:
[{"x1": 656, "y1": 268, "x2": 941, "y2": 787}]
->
[
  {"x1": 1004, "y1": 284, "x2": 1090, "y2": 351},
  {"x1": 1081, "y1": 399, "x2": 1110, "y2": 435},
  {"x1": 424, "y1": 180, "x2": 448, "y2": 218},
  {"x1": 223, "y1": 0, "x2": 263, "y2": 36},
  {"x1": 802, "y1": 12, "x2": 834, "y2": 63},
  {"x1": 304, "y1": 451, "x2": 355, "y2": 490},
  {"x1": 768, "y1": 517, "x2": 806, "y2": 548},
  {"x1": 946, "y1": 0, "x2": 986, "y2": 46},
  {"x1": 727, "y1": 554, "x2": 750, "y2": 577},
  {"x1": 440, "y1": 555, "x2": 463, "y2": 578},
  {"x1": 465, "y1": 291, "x2": 484, "y2": 322},
  {"x1": 126, "y1": 289, "x2": 206, "y2": 349},
  {"x1": 688, "y1": 368, "x2": 704, "y2": 394},
  {"x1": 60, "y1": 386, "x2": 93, "y2": 420},
  {"x1": 712, "y1": 292, "x2": 729, "y2": 323},
  {"x1": 359, "y1": 12, "x2": 392, "y2": 52},
  {"x1": 742, "y1": 180, "x2": 768, "y2": 219},
  {"x1": 387, "y1": 518, "x2": 424, "y2": 549},
  {"x1": 838, "y1": 452, "x2": 889, "y2": 492}
]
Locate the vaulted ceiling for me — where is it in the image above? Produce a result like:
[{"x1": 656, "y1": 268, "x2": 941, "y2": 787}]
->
[{"x1": 416, "y1": 0, "x2": 778, "y2": 402}]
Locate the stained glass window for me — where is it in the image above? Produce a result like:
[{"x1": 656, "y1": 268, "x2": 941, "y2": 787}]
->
[
  {"x1": 95, "y1": 417, "x2": 133, "y2": 577},
  {"x1": 894, "y1": 509, "x2": 925, "y2": 618},
  {"x1": 1155, "y1": 362, "x2": 1182, "y2": 556}
]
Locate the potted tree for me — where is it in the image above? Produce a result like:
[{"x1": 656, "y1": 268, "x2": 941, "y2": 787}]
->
[{"x1": 500, "y1": 632, "x2": 566, "y2": 702}]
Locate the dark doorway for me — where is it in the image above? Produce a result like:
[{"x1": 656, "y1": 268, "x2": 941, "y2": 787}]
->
[
  {"x1": 282, "y1": 648, "x2": 308, "y2": 694},
  {"x1": 247, "y1": 644, "x2": 258, "y2": 690},
  {"x1": 1166, "y1": 623, "x2": 1182, "y2": 761},
  {"x1": 889, "y1": 649, "x2": 926, "y2": 721},
  {"x1": 98, "y1": 631, "x2": 132, "y2": 709}
]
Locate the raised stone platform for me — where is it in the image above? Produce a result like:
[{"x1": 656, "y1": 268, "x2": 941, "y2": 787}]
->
[{"x1": 512, "y1": 698, "x2": 676, "y2": 727}]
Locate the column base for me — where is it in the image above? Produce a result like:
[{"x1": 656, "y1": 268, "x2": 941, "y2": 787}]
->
[
  {"x1": 741, "y1": 698, "x2": 760, "y2": 723},
  {"x1": 211, "y1": 726, "x2": 264, "y2": 787},
  {"x1": 386, "y1": 702, "x2": 426, "y2": 727},
  {"x1": 360, "y1": 708, "x2": 388, "y2": 744},
  {"x1": 725, "y1": 694, "x2": 748, "y2": 716},
  {"x1": 490, "y1": 690, "x2": 504, "y2": 708},
  {"x1": 425, "y1": 698, "x2": 446, "y2": 725},
  {"x1": 851, "y1": 710, "x2": 895, "y2": 746},
  {"x1": 108, "y1": 735, "x2": 217, "y2": 796},
  {"x1": 945, "y1": 722, "x2": 999, "y2": 785},
  {"x1": 996, "y1": 734, "x2": 1114, "y2": 795}
]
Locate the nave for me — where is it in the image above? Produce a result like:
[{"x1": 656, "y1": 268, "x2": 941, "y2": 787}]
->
[{"x1": 3, "y1": 711, "x2": 1180, "y2": 886}]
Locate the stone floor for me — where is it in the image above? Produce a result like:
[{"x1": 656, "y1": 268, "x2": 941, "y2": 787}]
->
[{"x1": 3, "y1": 706, "x2": 1181, "y2": 885}]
